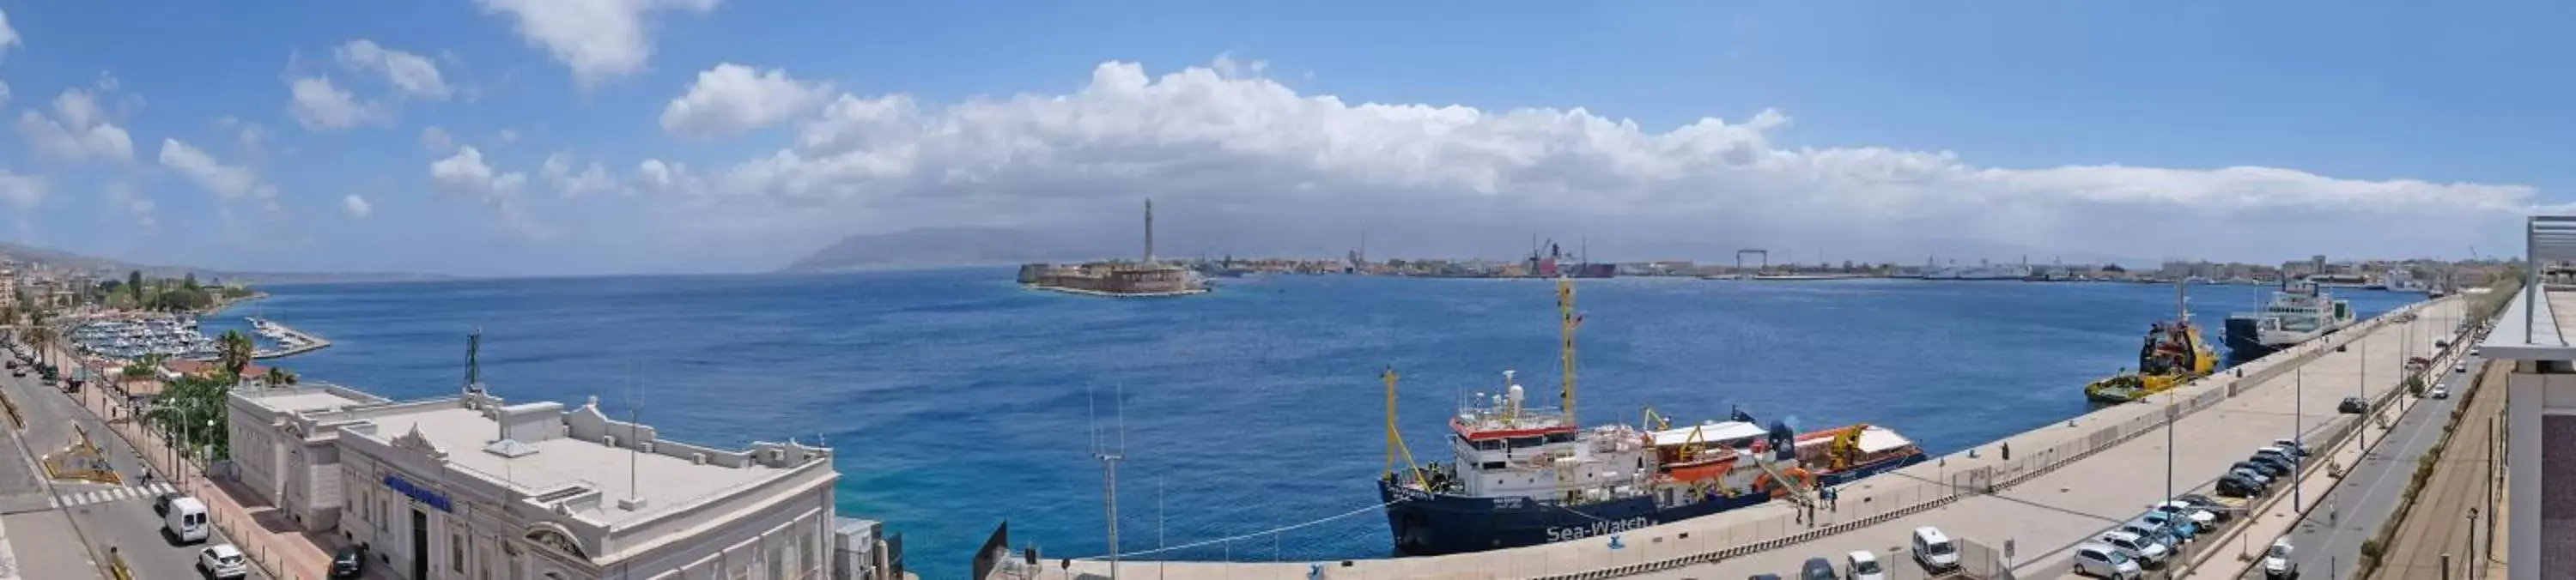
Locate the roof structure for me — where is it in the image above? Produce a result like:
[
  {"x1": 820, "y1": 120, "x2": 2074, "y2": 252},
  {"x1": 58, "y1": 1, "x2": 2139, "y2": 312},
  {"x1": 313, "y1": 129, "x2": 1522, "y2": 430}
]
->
[{"x1": 2481, "y1": 215, "x2": 2576, "y2": 361}]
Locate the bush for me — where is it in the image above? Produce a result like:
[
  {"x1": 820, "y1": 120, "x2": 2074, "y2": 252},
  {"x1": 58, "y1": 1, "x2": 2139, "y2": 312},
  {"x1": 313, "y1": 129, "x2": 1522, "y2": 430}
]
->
[{"x1": 2361, "y1": 539, "x2": 2383, "y2": 560}]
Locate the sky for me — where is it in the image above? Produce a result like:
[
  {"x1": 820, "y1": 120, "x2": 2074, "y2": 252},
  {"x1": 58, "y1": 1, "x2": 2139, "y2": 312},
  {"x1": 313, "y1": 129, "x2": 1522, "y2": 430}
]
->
[{"x1": 0, "y1": 1, "x2": 2571, "y2": 276}]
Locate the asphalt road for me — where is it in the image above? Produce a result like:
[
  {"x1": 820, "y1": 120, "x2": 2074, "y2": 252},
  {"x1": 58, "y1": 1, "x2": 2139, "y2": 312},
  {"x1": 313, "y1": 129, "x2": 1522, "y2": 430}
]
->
[
  {"x1": 2238, "y1": 352, "x2": 2491, "y2": 580},
  {"x1": 3, "y1": 358, "x2": 270, "y2": 580},
  {"x1": 2368, "y1": 358, "x2": 2506, "y2": 580}
]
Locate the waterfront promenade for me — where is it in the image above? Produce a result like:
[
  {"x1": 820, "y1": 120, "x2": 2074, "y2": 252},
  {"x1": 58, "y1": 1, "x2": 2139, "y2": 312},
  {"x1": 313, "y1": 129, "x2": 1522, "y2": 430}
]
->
[{"x1": 998, "y1": 297, "x2": 2466, "y2": 580}]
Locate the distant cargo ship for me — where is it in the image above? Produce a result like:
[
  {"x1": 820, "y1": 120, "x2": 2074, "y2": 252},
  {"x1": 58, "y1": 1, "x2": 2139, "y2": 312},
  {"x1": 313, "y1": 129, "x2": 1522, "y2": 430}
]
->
[{"x1": 1375, "y1": 277, "x2": 1925, "y2": 556}]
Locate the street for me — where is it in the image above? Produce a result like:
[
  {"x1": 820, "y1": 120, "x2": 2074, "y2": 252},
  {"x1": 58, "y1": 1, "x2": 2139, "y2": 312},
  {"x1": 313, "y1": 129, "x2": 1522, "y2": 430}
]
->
[
  {"x1": 2, "y1": 356, "x2": 271, "y2": 580},
  {"x1": 2236, "y1": 353, "x2": 2492, "y2": 579}
]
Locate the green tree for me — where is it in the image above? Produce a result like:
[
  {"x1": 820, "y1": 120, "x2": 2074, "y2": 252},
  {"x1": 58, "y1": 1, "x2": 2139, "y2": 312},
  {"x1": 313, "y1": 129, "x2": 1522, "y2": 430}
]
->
[
  {"x1": 181, "y1": 273, "x2": 198, "y2": 290},
  {"x1": 127, "y1": 270, "x2": 144, "y2": 305},
  {"x1": 261, "y1": 366, "x2": 298, "y2": 387},
  {"x1": 216, "y1": 330, "x2": 255, "y2": 380},
  {"x1": 149, "y1": 374, "x2": 233, "y2": 461}
]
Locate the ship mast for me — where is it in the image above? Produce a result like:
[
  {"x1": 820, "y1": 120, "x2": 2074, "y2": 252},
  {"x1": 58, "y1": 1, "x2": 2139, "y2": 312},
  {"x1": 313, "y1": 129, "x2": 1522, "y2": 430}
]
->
[
  {"x1": 1557, "y1": 276, "x2": 1578, "y2": 421},
  {"x1": 1382, "y1": 367, "x2": 1426, "y2": 484}
]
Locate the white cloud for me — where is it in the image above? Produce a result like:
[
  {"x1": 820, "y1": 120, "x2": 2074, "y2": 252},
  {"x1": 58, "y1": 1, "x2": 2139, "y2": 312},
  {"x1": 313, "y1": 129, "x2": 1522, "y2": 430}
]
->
[
  {"x1": 541, "y1": 152, "x2": 617, "y2": 196},
  {"x1": 16, "y1": 88, "x2": 136, "y2": 165},
  {"x1": 343, "y1": 194, "x2": 374, "y2": 218},
  {"x1": 214, "y1": 116, "x2": 269, "y2": 154},
  {"x1": 474, "y1": 0, "x2": 720, "y2": 86},
  {"x1": 0, "y1": 171, "x2": 44, "y2": 210},
  {"x1": 653, "y1": 58, "x2": 2551, "y2": 263},
  {"x1": 659, "y1": 63, "x2": 830, "y2": 137},
  {"x1": 421, "y1": 125, "x2": 455, "y2": 153},
  {"x1": 497, "y1": 129, "x2": 519, "y2": 144},
  {"x1": 334, "y1": 39, "x2": 453, "y2": 100},
  {"x1": 0, "y1": 81, "x2": 11, "y2": 109},
  {"x1": 103, "y1": 181, "x2": 157, "y2": 230},
  {"x1": 287, "y1": 76, "x2": 386, "y2": 130},
  {"x1": 0, "y1": 8, "x2": 19, "y2": 60},
  {"x1": 430, "y1": 146, "x2": 550, "y2": 239},
  {"x1": 156, "y1": 138, "x2": 276, "y2": 201}
]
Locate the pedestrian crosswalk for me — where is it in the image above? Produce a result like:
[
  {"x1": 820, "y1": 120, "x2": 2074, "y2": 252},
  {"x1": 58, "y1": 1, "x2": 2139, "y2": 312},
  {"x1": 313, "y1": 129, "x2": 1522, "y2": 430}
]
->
[{"x1": 52, "y1": 481, "x2": 174, "y2": 509}]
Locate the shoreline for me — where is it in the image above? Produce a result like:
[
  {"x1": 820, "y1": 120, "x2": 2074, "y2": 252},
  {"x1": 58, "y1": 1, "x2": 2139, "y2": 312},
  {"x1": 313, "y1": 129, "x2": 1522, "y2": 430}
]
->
[{"x1": 1027, "y1": 284, "x2": 1212, "y2": 298}]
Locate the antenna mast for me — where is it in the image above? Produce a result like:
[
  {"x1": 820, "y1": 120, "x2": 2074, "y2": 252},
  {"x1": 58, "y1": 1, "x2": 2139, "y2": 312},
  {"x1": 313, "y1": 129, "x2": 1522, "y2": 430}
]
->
[
  {"x1": 1091, "y1": 384, "x2": 1127, "y2": 580},
  {"x1": 1557, "y1": 276, "x2": 1579, "y2": 421}
]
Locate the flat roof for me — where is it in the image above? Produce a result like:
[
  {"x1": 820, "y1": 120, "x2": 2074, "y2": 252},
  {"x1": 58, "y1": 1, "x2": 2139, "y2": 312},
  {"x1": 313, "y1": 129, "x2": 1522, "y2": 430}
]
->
[
  {"x1": 235, "y1": 384, "x2": 390, "y2": 414},
  {"x1": 2479, "y1": 215, "x2": 2576, "y2": 362},
  {"x1": 355, "y1": 404, "x2": 787, "y2": 526}
]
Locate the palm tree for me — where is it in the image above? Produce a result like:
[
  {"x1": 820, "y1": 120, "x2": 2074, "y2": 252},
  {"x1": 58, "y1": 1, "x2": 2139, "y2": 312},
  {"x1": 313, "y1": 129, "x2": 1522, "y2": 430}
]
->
[
  {"x1": 216, "y1": 330, "x2": 254, "y2": 381},
  {"x1": 259, "y1": 366, "x2": 298, "y2": 387}
]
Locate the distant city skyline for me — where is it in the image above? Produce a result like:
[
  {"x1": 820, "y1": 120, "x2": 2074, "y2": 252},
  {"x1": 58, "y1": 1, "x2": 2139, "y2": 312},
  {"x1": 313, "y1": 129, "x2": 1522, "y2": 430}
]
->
[{"x1": 0, "y1": 2, "x2": 2568, "y2": 276}]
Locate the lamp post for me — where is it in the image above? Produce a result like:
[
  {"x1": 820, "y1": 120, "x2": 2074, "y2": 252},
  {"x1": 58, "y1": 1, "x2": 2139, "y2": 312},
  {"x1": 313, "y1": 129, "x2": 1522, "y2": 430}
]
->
[{"x1": 2294, "y1": 367, "x2": 2304, "y2": 511}]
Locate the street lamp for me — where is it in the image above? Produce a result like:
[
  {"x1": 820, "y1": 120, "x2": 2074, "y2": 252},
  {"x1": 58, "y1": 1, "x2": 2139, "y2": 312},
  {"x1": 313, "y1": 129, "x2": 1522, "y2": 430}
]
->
[{"x1": 2294, "y1": 367, "x2": 2305, "y2": 511}]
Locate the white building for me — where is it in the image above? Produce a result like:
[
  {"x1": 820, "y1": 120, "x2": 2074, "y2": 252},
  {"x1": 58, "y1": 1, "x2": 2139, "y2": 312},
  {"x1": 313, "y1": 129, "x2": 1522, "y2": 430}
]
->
[
  {"x1": 2479, "y1": 215, "x2": 2576, "y2": 580},
  {"x1": 231, "y1": 381, "x2": 868, "y2": 579}
]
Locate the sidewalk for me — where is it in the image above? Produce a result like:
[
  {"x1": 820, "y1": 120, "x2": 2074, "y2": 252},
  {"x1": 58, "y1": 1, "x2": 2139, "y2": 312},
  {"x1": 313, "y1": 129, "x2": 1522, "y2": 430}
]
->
[{"x1": 59, "y1": 348, "x2": 334, "y2": 580}]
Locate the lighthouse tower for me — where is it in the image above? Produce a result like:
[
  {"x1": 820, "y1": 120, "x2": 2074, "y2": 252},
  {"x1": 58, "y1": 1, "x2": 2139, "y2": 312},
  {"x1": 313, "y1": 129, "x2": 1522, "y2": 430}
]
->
[{"x1": 1144, "y1": 198, "x2": 1157, "y2": 265}]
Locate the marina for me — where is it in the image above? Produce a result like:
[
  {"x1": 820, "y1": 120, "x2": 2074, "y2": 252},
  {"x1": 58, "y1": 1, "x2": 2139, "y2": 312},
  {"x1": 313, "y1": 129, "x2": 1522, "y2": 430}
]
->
[
  {"x1": 68, "y1": 314, "x2": 216, "y2": 359},
  {"x1": 245, "y1": 316, "x2": 331, "y2": 359}
]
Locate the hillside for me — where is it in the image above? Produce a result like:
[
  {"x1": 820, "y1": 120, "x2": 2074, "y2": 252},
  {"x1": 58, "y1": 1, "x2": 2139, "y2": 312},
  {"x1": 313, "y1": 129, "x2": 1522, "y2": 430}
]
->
[{"x1": 0, "y1": 241, "x2": 452, "y2": 285}]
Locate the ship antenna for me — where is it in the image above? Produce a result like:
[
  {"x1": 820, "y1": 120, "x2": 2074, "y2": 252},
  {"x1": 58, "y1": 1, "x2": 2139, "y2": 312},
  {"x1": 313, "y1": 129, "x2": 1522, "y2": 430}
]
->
[{"x1": 1557, "y1": 275, "x2": 1579, "y2": 422}]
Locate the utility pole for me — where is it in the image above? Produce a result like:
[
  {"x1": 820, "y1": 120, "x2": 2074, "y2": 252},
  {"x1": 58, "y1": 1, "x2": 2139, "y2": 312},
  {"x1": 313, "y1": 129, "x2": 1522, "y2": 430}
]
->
[{"x1": 2294, "y1": 368, "x2": 2305, "y2": 511}]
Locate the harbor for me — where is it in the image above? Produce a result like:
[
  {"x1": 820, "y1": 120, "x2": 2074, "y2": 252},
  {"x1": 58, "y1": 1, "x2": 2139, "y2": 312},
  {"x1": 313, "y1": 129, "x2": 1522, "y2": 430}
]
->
[
  {"x1": 244, "y1": 316, "x2": 331, "y2": 359},
  {"x1": 988, "y1": 293, "x2": 2474, "y2": 579}
]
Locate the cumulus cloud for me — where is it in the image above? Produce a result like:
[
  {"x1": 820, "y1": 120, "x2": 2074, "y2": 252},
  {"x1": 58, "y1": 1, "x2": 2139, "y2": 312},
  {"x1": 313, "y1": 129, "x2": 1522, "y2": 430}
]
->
[
  {"x1": 0, "y1": 8, "x2": 18, "y2": 60},
  {"x1": 156, "y1": 138, "x2": 276, "y2": 202},
  {"x1": 639, "y1": 58, "x2": 2550, "y2": 264},
  {"x1": 16, "y1": 88, "x2": 136, "y2": 165},
  {"x1": 0, "y1": 171, "x2": 43, "y2": 210},
  {"x1": 0, "y1": 81, "x2": 11, "y2": 109},
  {"x1": 287, "y1": 76, "x2": 386, "y2": 130},
  {"x1": 659, "y1": 63, "x2": 830, "y2": 137},
  {"x1": 343, "y1": 194, "x2": 374, "y2": 218},
  {"x1": 213, "y1": 116, "x2": 269, "y2": 154},
  {"x1": 541, "y1": 152, "x2": 617, "y2": 196},
  {"x1": 335, "y1": 39, "x2": 453, "y2": 100},
  {"x1": 474, "y1": 0, "x2": 720, "y2": 86},
  {"x1": 421, "y1": 125, "x2": 455, "y2": 153},
  {"x1": 430, "y1": 146, "x2": 551, "y2": 239}
]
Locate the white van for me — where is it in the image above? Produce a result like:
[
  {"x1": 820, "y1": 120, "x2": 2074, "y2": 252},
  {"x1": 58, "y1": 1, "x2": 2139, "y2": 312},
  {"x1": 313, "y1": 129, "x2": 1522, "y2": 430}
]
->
[
  {"x1": 1911, "y1": 526, "x2": 1960, "y2": 572},
  {"x1": 164, "y1": 497, "x2": 210, "y2": 544}
]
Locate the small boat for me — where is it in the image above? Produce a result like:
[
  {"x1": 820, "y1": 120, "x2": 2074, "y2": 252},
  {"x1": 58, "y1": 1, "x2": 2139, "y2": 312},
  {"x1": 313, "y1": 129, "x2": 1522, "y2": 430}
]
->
[{"x1": 2087, "y1": 281, "x2": 2219, "y2": 403}]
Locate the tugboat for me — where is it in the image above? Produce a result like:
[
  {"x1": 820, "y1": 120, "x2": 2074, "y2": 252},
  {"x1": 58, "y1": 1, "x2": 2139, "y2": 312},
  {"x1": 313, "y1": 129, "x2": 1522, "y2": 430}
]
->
[
  {"x1": 1375, "y1": 277, "x2": 1928, "y2": 556},
  {"x1": 2223, "y1": 279, "x2": 2356, "y2": 361},
  {"x1": 2086, "y1": 282, "x2": 2219, "y2": 403}
]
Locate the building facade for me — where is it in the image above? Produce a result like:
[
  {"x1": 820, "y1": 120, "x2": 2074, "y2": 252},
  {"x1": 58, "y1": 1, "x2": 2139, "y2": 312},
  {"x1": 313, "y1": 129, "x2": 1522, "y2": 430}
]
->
[{"x1": 230, "y1": 383, "x2": 851, "y2": 580}]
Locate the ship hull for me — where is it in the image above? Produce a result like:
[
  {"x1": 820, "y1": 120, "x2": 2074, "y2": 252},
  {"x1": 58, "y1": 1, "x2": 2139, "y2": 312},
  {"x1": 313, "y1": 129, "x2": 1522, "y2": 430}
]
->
[
  {"x1": 1379, "y1": 452, "x2": 1925, "y2": 556},
  {"x1": 2223, "y1": 317, "x2": 2278, "y2": 362}
]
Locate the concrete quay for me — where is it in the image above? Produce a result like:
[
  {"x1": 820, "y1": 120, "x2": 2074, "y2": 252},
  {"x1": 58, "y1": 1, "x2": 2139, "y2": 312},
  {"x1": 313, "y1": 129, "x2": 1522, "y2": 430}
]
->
[
  {"x1": 246, "y1": 317, "x2": 330, "y2": 359},
  {"x1": 985, "y1": 297, "x2": 2472, "y2": 580}
]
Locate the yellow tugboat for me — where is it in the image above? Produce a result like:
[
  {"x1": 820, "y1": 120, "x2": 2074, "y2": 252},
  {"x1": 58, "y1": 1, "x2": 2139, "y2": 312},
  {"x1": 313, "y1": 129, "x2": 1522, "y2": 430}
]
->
[{"x1": 2086, "y1": 281, "x2": 2219, "y2": 403}]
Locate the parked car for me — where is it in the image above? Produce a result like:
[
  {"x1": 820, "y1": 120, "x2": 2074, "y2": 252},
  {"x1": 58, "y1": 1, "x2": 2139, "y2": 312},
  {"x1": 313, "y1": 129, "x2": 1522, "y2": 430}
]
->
[
  {"x1": 2073, "y1": 542, "x2": 2144, "y2": 579},
  {"x1": 2138, "y1": 512, "x2": 2200, "y2": 541},
  {"x1": 1801, "y1": 557, "x2": 1839, "y2": 580},
  {"x1": 2234, "y1": 460, "x2": 2288, "y2": 479},
  {"x1": 2116, "y1": 520, "x2": 2182, "y2": 551},
  {"x1": 2457, "y1": 362, "x2": 2470, "y2": 374},
  {"x1": 2170, "y1": 495, "x2": 2235, "y2": 523},
  {"x1": 330, "y1": 543, "x2": 368, "y2": 579},
  {"x1": 2248, "y1": 455, "x2": 2299, "y2": 476},
  {"x1": 151, "y1": 492, "x2": 179, "y2": 516},
  {"x1": 1844, "y1": 551, "x2": 1886, "y2": 580},
  {"x1": 2230, "y1": 467, "x2": 2275, "y2": 486},
  {"x1": 2338, "y1": 396, "x2": 2369, "y2": 414},
  {"x1": 2216, "y1": 474, "x2": 2263, "y2": 498},
  {"x1": 2263, "y1": 538, "x2": 2299, "y2": 579},
  {"x1": 2269, "y1": 439, "x2": 2311, "y2": 457},
  {"x1": 1911, "y1": 527, "x2": 1961, "y2": 573},
  {"x1": 2097, "y1": 531, "x2": 2169, "y2": 568},
  {"x1": 197, "y1": 544, "x2": 250, "y2": 579}
]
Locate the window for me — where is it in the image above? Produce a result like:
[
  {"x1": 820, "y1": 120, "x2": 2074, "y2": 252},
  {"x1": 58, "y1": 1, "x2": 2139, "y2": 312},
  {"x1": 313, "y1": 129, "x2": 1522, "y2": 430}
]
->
[
  {"x1": 800, "y1": 534, "x2": 816, "y2": 574},
  {"x1": 767, "y1": 544, "x2": 784, "y2": 580},
  {"x1": 453, "y1": 534, "x2": 466, "y2": 572}
]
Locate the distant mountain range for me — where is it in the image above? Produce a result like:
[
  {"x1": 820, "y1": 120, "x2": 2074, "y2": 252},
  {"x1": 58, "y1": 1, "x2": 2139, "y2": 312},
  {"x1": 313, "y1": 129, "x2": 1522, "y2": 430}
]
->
[{"x1": 0, "y1": 242, "x2": 453, "y2": 285}]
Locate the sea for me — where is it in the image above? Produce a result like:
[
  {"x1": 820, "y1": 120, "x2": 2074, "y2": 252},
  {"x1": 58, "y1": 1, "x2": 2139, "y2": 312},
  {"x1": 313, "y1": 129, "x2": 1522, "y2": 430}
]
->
[{"x1": 202, "y1": 269, "x2": 2425, "y2": 579}]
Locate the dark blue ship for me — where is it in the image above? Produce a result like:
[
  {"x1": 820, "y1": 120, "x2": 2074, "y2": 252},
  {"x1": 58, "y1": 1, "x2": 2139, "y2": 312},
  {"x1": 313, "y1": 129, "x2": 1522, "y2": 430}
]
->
[{"x1": 1372, "y1": 278, "x2": 1928, "y2": 557}]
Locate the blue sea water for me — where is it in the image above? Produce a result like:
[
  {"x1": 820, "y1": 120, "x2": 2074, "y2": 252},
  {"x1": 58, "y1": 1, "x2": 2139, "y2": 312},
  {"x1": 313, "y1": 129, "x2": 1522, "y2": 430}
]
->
[{"x1": 207, "y1": 270, "x2": 2422, "y2": 579}]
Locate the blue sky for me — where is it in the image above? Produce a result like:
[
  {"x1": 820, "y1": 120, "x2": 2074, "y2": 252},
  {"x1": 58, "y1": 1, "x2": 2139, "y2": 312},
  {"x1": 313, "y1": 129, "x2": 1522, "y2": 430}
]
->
[{"x1": 0, "y1": 1, "x2": 2567, "y2": 276}]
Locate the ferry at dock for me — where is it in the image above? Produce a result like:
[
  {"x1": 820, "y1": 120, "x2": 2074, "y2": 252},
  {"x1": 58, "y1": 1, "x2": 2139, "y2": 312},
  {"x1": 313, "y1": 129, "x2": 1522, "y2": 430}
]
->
[
  {"x1": 2222, "y1": 279, "x2": 2355, "y2": 360},
  {"x1": 1374, "y1": 278, "x2": 1927, "y2": 556}
]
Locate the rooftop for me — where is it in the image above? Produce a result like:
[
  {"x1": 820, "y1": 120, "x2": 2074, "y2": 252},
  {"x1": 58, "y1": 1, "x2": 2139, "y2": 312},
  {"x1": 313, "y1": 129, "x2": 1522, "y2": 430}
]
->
[
  {"x1": 2482, "y1": 215, "x2": 2576, "y2": 361},
  {"x1": 330, "y1": 391, "x2": 829, "y2": 529},
  {"x1": 234, "y1": 384, "x2": 390, "y2": 415}
]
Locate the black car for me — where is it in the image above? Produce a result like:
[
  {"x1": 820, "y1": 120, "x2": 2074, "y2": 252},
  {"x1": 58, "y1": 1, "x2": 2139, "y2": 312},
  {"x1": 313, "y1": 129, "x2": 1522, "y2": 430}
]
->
[
  {"x1": 330, "y1": 544, "x2": 368, "y2": 579},
  {"x1": 152, "y1": 492, "x2": 178, "y2": 516},
  {"x1": 2216, "y1": 474, "x2": 2263, "y2": 498},
  {"x1": 1801, "y1": 557, "x2": 1839, "y2": 580},
  {"x1": 2337, "y1": 396, "x2": 2369, "y2": 414},
  {"x1": 2234, "y1": 460, "x2": 2288, "y2": 479},
  {"x1": 1749, "y1": 576, "x2": 1784, "y2": 580},
  {"x1": 2247, "y1": 454, "x2": 2299, "y2": 474}
]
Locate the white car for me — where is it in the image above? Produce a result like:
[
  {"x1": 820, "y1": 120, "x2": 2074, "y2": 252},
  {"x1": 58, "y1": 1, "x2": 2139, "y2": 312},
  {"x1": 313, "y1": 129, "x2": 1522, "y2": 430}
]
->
[
  {"x1": 2263, "y1": 538, "x2": 2299, "y2": 579},
  {"x1": 1844, "y1": 550, "x2": 1887, "y2": 580},
  {"x1": 2431, "y1": 385, "x2": 2451, "y2": 399},
  {"x1": 197, "y1": 544, "x2": 249, "y2": 579},
  {"x1": 2099, "y1": 530, "x2": 2169, "y2": 568},
  {"x1": 2074, "y1": 541, "x2": 2145, "y2": 579},
  {"x1": 2151, "y1": 500, "x2": 2220, "y2": 527}
]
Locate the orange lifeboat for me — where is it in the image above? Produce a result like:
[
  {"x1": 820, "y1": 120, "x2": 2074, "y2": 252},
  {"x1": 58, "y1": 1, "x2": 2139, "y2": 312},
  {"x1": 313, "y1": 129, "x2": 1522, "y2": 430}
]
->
[{"x1": 1753, "y1": 467, "x2": 1818, "y2": 498}]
